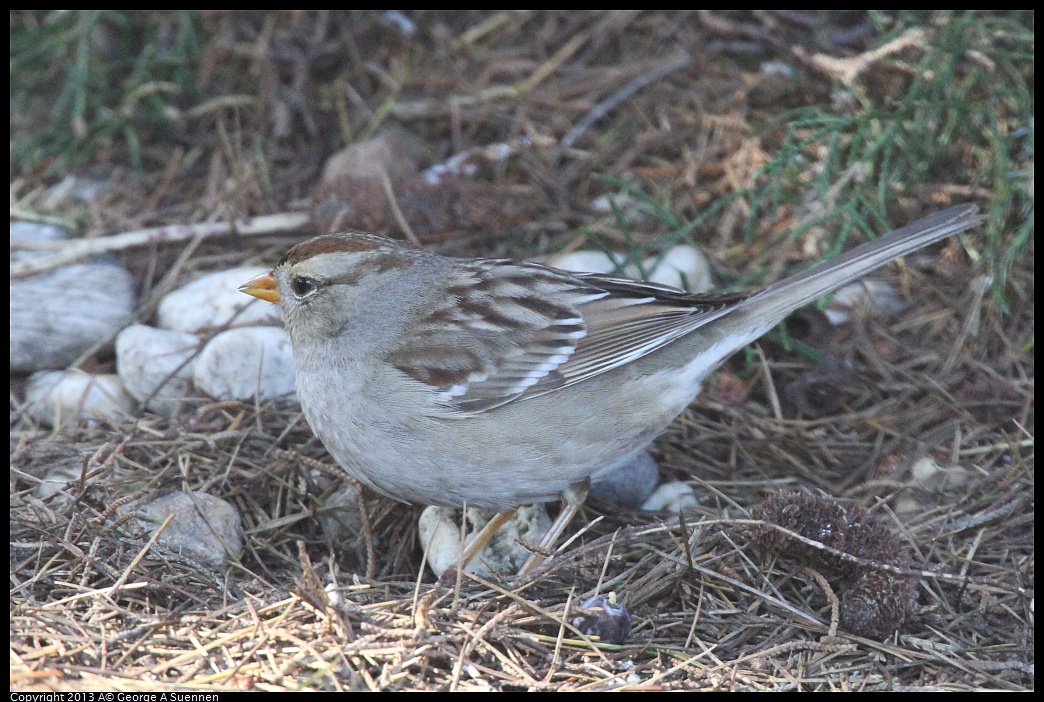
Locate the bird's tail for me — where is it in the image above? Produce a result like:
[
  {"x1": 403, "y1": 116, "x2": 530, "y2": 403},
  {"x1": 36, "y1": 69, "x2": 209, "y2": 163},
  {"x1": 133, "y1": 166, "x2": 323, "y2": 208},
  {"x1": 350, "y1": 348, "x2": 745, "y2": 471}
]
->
[{"x1": 730, "y1": 204, "x2": 986, "y2": 344}]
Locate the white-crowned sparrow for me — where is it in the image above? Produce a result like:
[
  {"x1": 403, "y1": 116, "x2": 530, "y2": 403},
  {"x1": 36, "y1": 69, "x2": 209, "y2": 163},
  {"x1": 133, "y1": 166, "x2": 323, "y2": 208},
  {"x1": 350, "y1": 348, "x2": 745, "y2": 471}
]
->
[{"x1": 241, "y1": 204, "x2": 984, "y2": 572}]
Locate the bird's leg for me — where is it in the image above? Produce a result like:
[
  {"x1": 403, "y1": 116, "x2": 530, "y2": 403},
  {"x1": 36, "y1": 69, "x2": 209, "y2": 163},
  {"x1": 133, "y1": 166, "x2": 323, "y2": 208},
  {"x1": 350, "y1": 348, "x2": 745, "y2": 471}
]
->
[
  {"x1": 452, "y1": 506, "x2": 520, "y2": 574},
  {"x1": 518, "y1": 480, "x2": 590, "y2": 576}
]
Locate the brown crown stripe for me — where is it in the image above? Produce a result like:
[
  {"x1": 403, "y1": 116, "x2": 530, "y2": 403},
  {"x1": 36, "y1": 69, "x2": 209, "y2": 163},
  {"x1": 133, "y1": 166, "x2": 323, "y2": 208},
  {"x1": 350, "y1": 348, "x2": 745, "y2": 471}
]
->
[{"x1": 282, "y1": 233, "x2": 397, "y2": 266}]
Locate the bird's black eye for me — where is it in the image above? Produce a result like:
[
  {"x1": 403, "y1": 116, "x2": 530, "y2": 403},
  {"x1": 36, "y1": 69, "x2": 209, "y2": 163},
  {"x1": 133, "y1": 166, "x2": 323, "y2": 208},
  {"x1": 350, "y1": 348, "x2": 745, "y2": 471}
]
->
[{"x1": 291, "y1": 276, "x2": 317, "y2": 298}]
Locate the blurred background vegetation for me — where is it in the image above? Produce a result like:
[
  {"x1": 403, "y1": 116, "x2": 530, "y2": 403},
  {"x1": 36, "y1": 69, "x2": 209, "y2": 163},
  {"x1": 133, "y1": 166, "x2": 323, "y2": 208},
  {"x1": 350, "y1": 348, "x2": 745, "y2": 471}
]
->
[{"x1": 11, "y1": 12, "x2": 1032, "y2": 295}]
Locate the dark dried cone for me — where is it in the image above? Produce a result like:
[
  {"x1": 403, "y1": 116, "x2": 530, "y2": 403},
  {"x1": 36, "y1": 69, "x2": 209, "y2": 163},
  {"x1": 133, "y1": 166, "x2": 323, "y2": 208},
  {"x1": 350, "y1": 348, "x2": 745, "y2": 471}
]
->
[
  {"x1": 840, "y1": 569, "x2": 917, "y2": 639},
  {"x1": 752, "y1": 491, "x2": 906, "y2": 575},
  {"x1": 754, "y1": 491, "x2": 920, "y2": 638},
  {"x1": 570, "y1": 595, "x2": 632, "y2": 645}
]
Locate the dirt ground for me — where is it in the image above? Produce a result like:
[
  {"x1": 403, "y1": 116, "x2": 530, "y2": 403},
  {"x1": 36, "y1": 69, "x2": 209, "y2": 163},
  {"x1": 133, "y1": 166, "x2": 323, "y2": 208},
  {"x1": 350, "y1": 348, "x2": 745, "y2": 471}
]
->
[{"x1": 11, "y1": 11, "x2": 1033, "y2": 691}]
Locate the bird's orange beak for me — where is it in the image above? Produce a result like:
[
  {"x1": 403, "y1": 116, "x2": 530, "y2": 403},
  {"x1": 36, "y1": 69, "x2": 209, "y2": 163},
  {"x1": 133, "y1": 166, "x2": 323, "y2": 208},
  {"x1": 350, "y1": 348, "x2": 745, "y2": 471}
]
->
[{"x1": 239, "y1": 272, "x2": 281, "y2": 303}]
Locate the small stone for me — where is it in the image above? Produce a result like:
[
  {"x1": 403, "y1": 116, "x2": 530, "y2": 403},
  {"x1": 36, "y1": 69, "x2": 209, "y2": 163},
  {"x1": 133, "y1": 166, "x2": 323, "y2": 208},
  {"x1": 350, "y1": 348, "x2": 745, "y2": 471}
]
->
[
  {"x1": 134, "y1": 491, "x2": 244, "y2": 566},
  {"x1": 25, "y1": 370, "x2": 134, "y2": 428},
  {"x1": 910, "y1": 456, "x2": 943, "y2": 484},
  {"x1": 11, "y1": 263, "x2": 136, "y2": 373},
  {"x1": 12, "y1": 441, "x2": 92, "y2": 489},
  {"x1": 193, "y1": 326, "x2": 295, "y2": 400},
  {"x1": 749, "y1": 61, "x2": 800, "y2": 107},
  {"x1": 418, "y1": 504, "x2": 551, "y2": 578},
  {"x1": 589, "y1": 450, "x2": 660, "y2": 509},
  {"x1": 641, "y1": 481, "x2": 698, "y2": 513},
  {"x1": 545, "y1": 249, "x2": 626, "y2": 275},
  {"x1": 591, "y1": 192, "x2": 644, "y2": 222},
  {"x1": 547, "y1": 244, "x2": 713, "y2": 293},
  {"x1": 116, "y1": 324, "x2": 200, "y2": 414},
  {"x1": 42, "y1": 175, "x2": 113, "y2": 208},
  {"x1": 377, "y1": 10, "x2": 418, "y2": 37},
  {"x1": 645, "y1": 244, "x2": 713, "y2": 292},
  {"x1": 909, "y1": 457, "x2": 975, "y2": 491},
  {"x1": 10, "y1": 221, "x2": 69, "y2": 261},
  {"x1": 321, "y1": 129, "x2": 426, "y2": 185},
  {"x1": 760, "y1": 60, "x2": 797, "y2": 80},
  {"x1": 33, "y1": 458, "x2": 89, "y2": 506},
  {"x1": 156, "y1": 266, "x2": 280, "y2": 334},
  {"x1": 893, "y1": 495, "x2": 922, "y2": 517},
  {"x1": 823, "y1": 279, "x2": 904, "y2": 325}
]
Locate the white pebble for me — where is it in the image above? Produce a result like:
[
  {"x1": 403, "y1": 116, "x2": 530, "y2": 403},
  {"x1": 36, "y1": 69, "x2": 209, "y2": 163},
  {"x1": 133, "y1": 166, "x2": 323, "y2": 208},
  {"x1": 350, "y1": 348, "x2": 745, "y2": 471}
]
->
[
  {"x1": 378, "y1": 10, "x2": 418, "y2": 36},
  {"x1": 194, "y1": 326, "x2": 296, "y2": 401},
  {"x1": 25, "y1": 370, "x2": 134, "y2": 428},
  {"x1": 548, "y1": 244, "x2": 713, "y2": 293},
  {"x1": 590, "y1": 192, "x2": 645, "y2": 223},
  {"x1": 893, "y1": 496, "x2": 922, "y2": 517},
  {"x1": 10, "y1": 263, "x2": 136, "y2": 373},
  {"x1": 546, "y1": 249, "x2": 627, "y2": 275},
  {"x1": 134, "y1": 491, "x2": 244, "y2": 566},
  {"x1": 419, "y1": 504, "x2": 551, "y2": 578},
  {"x1": 641, "y1": 481, "x2": 698, "y2": 512},
  {"x1": 760, "y1": 60, "x2": 797, "y2": 79},
  {"x1": 10, "y1": 221, "x2": 69, "y2": 261},
  {"x1": 909, "y1": 457, "x2": 975, "y2": 491},
  {"x1": 910, "y1": 456, "x2": 943, "y2": 484},
  {"x1": 156, "y1": 266, "x2": 280, "y2": 334},
  {"x1": 33, "y1": 460, "x2": 89, "y2": 505},
  {"x1": 644, "y1": 245, "x2": 713, "y2": 292},
  {"x1": 823, "y1": 279, "x2": 904, "y2": 325},
  {"x1": 42, "y1": 175, "x2": 113, "y2": 208},
  {"x1": 116, "y1": 324, "x2": 200, "y2": 414}
]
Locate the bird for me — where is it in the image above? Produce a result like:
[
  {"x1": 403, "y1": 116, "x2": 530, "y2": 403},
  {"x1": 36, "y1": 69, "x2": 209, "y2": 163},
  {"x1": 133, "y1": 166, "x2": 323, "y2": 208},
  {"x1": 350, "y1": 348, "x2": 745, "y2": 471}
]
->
[{"x1": 240, "y1": 203, "x2": 985, "y2": 574}]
